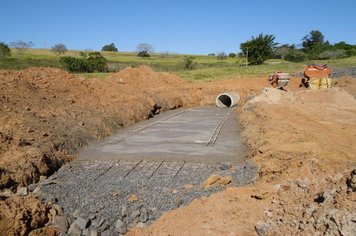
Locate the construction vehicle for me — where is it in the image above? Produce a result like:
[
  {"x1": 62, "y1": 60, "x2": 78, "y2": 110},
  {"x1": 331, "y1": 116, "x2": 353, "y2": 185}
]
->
[
  {"x1": 302, "y1": 64, "x2": 331, "y2": 90},
  {"x1": 268, "y1": 72, "x2": 290, "y2": 90}
]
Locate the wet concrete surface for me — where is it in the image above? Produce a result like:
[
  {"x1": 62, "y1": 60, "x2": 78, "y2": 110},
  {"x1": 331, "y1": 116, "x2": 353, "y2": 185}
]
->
[
  {"x1": 78, "y1": 106, "x2": 247, "y2": 163},
  {"x1": 40, "y1": 106, "x2": 256, "y2": 234}
]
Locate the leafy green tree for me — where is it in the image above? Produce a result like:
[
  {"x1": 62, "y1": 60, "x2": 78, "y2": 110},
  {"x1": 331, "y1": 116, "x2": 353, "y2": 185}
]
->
[
  {"x1": 301, "y1": 30, "x2": 326, "y2": 58},
  {"x1": 51, "y1": 43, "x2": 67, "y2": 56},
  {"x1": 0, "y1": 42, "x2": 11, "y2": 60},
  {"x1": 240, "y1": 33, "x2": 277, "y2": 65},
  {"x1": 102, "y1": 43, "x2": 118, "y2": 52},
  {"x1": 228, "y1": 53, "x2": 236, "y2": 58}
]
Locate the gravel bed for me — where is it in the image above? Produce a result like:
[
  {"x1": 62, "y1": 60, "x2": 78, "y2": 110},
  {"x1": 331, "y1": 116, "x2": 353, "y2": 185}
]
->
[{"x1": 38, "y1": 159, "x2": 257, "y2": 235}]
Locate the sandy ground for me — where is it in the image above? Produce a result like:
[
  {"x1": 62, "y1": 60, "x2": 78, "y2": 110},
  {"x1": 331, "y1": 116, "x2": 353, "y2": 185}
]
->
[{"x1": 1, "y1": 66, "x2": 355, "y2": 235}]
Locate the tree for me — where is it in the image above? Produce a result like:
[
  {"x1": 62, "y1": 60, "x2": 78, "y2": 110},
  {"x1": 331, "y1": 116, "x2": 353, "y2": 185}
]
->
[
  {"x1": 228, "y1": 53, "x2": 236, "y2": 58},
  {"x1": 301, "y1": 30, "x2": 326, "y2": 58},
  {"x1": 51, "y1": 43, "x2": 67, "y2": 56},
  {"x1": 217, "y1": 52, "x2": 227, "y2": 60},
  {"x1": 0, "y1": 42, "x2": 11, "y2": 60},
  {"x1": 240, "y1": 33, "x2": 277, "y2": 65},
  {"x1": 137, "y1": 43, "x2": 153, "y2": 57},
  {"x1": 102, "y1": 43, "x2": 118, "y2": 52},
  {"x1": 10, "y1": 40, "x2": 34, "y2": 55},
  {"x1": 273, "y1": 44, "x2": 295, "y2": 59}
]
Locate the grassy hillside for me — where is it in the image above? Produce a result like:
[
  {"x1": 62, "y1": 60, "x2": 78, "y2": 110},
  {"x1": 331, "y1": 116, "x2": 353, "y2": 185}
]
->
[{"x1": 1, "y1": 48, "x2": 355, "y2": 81}]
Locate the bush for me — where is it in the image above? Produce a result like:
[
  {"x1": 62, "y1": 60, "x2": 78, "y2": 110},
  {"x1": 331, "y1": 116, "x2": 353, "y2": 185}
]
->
[
  {"x1": 0, "y1": 42, "x2": 11, "y2": 60},
  {"x1": 79, "y1": 52, "x2": 88, "y2": 58},
  {"x1": 60, "y1": 52, "x2": 108, "y2": 72},
  {"x1": 60, "y1": 57, "x2": 91, "y2": 72},
  {"x1": 217, "y1": 52, "x2": 227, "y2": 60},
  {"x1": 137, "y1": 51, "x2": 150, "y2": 57},
  {"x1": 87, "y1": 52, "x2": 108, "y2": 72},
  {"x1": 285, "y1": 50, "x2": 307, "y2": 62},
  {"x1": 228, "y1": 53, "x2": 236, "y2": 58},
  {"x1": 318, "y1": 49, "x2": 348, "y2": 59},
  {"x1": 183, "y1": 56, "x2": 196, "y2": 70},
  {"x1": 102, "y1": 43, "x2": 118, "y2": 52}
]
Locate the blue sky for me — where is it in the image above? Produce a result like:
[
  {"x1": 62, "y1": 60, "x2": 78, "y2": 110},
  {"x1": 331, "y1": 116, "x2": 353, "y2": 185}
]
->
[{"x1": 1, "y1": 0, "x2": 356, "y2": 54}]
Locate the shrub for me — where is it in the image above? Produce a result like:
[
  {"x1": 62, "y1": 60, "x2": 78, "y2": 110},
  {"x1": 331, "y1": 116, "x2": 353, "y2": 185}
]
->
[
  {"x1": 79, "y1": 52, "x2": 88, "y2": 58},
  {"x1": 285, "y1": 50, "x2": 307, "y2": 62},
  {"x1": 0, "y1": 42, "x2": 11, "y2": 60},
  {"x1": 228, "y1": 53, "x2": 236, "y2": 58},
  {"x1": 318, "y1": 49, "x2": 348, "y2": 59},
  {"x1": 87, "y1": 52, "x2": 108, "y2": 72},
  {"x1": 60, "y1": 52, "x2": 108, "y2": 72},
  {"x1": 217, "y1": 52, "x2": 227, "y2": 60},
  {"x1": 137, "y1": 51, "x2": 150, "y2": 57},
  {"x1": 60, "y1": 57, "x2": 91, "y2": 72},
  {"x1": 183, "y1": 56, "x2": 196, "y2": 70}
]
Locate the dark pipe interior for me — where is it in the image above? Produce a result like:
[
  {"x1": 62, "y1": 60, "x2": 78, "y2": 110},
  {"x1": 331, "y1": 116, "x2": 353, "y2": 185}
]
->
[{"x1": 218, "y1": 94, "x2": 232, "y2": 107}]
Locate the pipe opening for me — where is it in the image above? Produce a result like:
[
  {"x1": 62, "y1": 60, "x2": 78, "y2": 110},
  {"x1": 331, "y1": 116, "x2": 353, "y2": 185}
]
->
[
  {"x1": 218, "y1": 94, "x2": 232, "y2": 107},
  {"x1": 216, "y1": 92, "x2": 240, "y2": 108}
]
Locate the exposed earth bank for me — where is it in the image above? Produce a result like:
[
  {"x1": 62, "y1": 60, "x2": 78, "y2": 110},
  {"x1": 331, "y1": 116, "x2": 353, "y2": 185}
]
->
[{"x1": 0, "y1": 66, "x2": 355, "y2": 235}]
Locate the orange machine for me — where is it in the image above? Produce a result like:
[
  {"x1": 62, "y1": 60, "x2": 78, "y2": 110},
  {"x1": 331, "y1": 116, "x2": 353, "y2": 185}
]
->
[{"x1": 303, "y1": 64, "x2": 332, "y2": 90}]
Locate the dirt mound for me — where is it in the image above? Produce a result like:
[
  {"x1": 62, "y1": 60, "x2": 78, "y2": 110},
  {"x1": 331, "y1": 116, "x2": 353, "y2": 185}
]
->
[
  {"x1": 248, "y1": 87, "x2": 356, "y2": 105},
  {"x1": 0, "y1": 195, "x2": 50, "y2": 235},
  {"x1": 333, "y1": 77, "x2": 356, "y2": 97},
  {"x1": 108, "y1": 65, "x2": 185, "y2": 88}
]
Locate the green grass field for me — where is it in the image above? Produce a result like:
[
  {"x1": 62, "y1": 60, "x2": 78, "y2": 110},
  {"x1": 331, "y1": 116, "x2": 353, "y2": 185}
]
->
[{"x1": 1, "y1": 48, "x2": 355, "y2": 81}]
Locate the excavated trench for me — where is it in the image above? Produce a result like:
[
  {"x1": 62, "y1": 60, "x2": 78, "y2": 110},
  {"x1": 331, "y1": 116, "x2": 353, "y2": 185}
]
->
[{"x1": 41, "y1": 106, "x2": 257, "y2": 234}]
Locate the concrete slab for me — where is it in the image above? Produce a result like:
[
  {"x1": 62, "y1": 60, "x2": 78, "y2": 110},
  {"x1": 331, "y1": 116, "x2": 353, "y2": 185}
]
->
[{"x1": 78, "y1": 106, "x2": 247, "y2": 163}]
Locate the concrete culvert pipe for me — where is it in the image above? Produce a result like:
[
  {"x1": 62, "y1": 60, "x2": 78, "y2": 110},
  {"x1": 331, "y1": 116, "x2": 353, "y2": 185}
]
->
[{"x1": 216, "y1": 92, "x2": 240, "y2": 108}]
